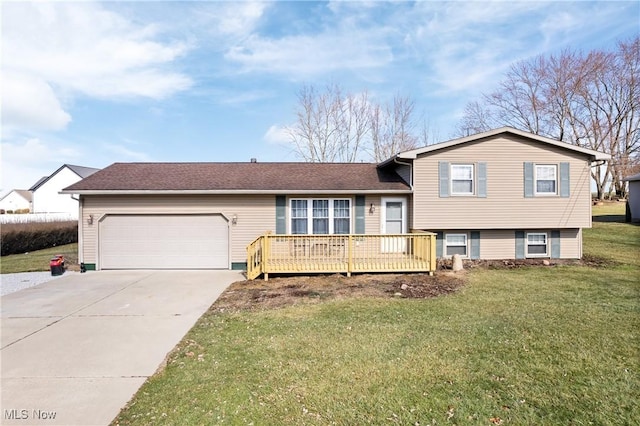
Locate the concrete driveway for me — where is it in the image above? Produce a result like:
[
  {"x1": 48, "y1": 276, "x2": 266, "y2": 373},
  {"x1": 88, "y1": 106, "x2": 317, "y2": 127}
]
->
[{"x1": 1, "y1": 270, "x2": 242, "y2": 425}]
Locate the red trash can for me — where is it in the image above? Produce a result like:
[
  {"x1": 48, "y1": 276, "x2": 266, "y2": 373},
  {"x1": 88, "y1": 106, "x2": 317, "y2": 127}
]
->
[{"x1": 50, "y1": 255, "x2": 65, "y2": 276}]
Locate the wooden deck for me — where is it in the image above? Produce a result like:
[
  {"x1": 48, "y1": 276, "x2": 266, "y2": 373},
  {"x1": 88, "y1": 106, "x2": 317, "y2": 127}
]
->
[{"x1": 246, "y1": 232, "x2": 437, "y2": 280}]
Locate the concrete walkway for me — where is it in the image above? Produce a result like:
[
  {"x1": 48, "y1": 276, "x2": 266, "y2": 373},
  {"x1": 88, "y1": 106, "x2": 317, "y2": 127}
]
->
[{"x1": 1, "y1": 270, "x2": 242, "y2": 425}]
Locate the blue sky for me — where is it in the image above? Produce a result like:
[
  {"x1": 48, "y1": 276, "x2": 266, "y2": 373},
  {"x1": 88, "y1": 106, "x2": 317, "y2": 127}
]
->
[{"x1": 1, "y1": 1, "x2": 638, "y2": 195}]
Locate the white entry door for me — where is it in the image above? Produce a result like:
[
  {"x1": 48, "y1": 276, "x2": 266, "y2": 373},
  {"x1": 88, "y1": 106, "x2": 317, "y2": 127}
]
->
[{"x1": 381, "y1": 198, "x2": 407, "y2": 253}]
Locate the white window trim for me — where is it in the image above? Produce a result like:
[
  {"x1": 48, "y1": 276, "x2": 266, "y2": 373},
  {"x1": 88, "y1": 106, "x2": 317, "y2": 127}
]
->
[
  {"x1": 380, "y1": 197, "x2": 407, "y2": 234},
  {"x1": 526, "y1": 232, "x2": 548, "y2": 257},
  {"x1": 450, "y1": 164, "x2": 475, "y2": 196},
  {"x1": 534, "y1": 164, "x2": 558, "y2": 196},
  {"x1": 445, "y1": 233, "x2": 468, "y2": 258},
  {"x1": 289, "y1": 198, "x2": 351, "y2": 235}
]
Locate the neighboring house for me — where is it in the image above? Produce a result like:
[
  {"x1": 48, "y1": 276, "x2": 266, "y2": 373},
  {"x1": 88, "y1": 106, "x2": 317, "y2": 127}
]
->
[
  {"x1": 30, "y1": 164, "x2": 101, "y2": 216},
  {"x1": 0, "y1": 190, "x2": 32, "y2": 212},
  {"x1": 62, "y1": 127, "x2": 609, "y2": 271},
  {"x1": 624, "y1": 172, "x2": 640, "y2": 222}
]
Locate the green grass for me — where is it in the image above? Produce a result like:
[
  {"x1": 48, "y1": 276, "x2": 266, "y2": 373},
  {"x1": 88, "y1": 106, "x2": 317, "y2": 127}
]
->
[
  {"x1": 0, "y1": 243, "x2": 78, "y2": 274},
  {"x1": 113, "y1": 202, "x2": 639, "y2": 425}
]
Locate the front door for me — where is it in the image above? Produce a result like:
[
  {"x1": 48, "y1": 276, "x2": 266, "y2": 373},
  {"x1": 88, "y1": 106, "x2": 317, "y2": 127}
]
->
[{"x1": 381, "y1": 198, "x2": 407, "y2": 253}]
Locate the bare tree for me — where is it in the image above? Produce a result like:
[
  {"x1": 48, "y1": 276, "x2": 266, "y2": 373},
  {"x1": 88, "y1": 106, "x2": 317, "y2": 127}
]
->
[
  {"x1": 455, "y1": 100, "x2": 493, "y2": 136},
  {"x1": 287, "y1": 84, "x2": 421, "y2": 163},
  {"x1": 285, "y1": 83, "x2": 372, "y2": 162},
  {"x1": 370, "y1": 94, "x2": 419, "y2": 162}
]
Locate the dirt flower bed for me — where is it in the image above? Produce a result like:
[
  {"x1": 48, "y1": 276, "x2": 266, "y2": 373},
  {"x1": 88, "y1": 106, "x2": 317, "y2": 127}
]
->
[
  {"x1": 211, "y1": 272, "x2": 465, "y2": 312},
  {"x1": 212, "y1": 253, "x2": 616, "y2": 313}
]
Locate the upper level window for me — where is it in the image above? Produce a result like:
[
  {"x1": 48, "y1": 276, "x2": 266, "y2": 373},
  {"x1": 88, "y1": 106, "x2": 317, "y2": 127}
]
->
[
  {"x1": 451, "y1": 164, "x2": 474, "y2": 195},
  {"x1": 291, "y1": 199, "x2": 351, "y2": 235},
  {"x1": 535, "y1": 165, "x2": 557, "y2": 195}
]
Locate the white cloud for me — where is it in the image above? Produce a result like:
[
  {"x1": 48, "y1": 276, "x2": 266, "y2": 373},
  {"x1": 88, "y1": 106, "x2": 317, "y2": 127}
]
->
[
  {"x1": 263, "y1": 125, "x2": 290, "y2": 145},
  {"x1": 1, "y1": 72, "x2": 71, "y2": 132},
  {"x1": 0, "y1": 138, "x2": 82, "y2": 193},
  {"x1": 225, "y1": 31, "x2": 393, "y2": 77},
  {"x1": 1, "y1": 2, "x2": 192, "y2": 133}
]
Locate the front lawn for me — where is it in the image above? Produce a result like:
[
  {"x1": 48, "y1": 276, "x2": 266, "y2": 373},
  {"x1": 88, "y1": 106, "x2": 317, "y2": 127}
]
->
[
  {"x1": 113, "y1": 203, "x2": 639, "y2": 425},
  {"x1": 0, "y1": 243, "x2": 78, "y2": 274}
]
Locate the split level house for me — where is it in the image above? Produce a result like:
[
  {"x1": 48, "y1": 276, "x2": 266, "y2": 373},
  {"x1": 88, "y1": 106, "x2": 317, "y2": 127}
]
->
[{"x1": 62, "y1": 127, "x2": 609, "y2": 273}]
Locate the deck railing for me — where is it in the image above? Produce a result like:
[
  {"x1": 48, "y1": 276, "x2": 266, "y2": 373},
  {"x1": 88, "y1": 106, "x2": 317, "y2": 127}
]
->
[{"x1": 246, "y1": 231, "x2": 437, "y2": 280}]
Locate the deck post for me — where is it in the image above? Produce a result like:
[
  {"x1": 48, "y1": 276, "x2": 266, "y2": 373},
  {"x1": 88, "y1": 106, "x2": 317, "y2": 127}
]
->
[
  {"x1": 347, "y1": 235, "x2": 353, "y2": 277},
  {"x1": 263, "y1": 234, "x2": 270, "y2": 281},
  {"x1": 429, "y1": 233, "x2": 437, "y2": 273}
]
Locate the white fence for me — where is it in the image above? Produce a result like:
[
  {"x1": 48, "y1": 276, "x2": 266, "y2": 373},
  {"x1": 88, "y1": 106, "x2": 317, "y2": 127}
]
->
[{"x1": 0, "y1": 213, "x2": 77, "y2": 224}]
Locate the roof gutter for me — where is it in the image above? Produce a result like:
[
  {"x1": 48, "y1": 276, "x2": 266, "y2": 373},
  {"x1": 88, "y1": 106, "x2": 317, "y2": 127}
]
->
[{"x1": 59, "y1": 189, "x2": 413, "y2": 196}]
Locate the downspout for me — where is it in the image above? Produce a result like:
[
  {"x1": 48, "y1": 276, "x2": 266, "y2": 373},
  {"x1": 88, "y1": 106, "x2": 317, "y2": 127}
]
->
[{"x1": 77, "y1": 195, "x2": 84, "y2": 268}]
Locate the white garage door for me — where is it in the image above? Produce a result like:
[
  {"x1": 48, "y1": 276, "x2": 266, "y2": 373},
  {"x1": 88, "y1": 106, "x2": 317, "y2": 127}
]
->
[{"x1": 100, "y1": 214, "x2": 228, "y2": 269}]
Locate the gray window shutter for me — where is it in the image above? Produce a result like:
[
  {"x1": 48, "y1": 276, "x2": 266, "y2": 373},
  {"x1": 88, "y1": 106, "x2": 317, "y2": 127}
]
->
[
  {"x1": 439, "y1": 162, "x2": 450, "y2": 198},
  {"x1": 515, "y1": 230, "x2": 525, "y2": 259},
  {"x1": 524, "y1": 162, "x2": 534, "y2": 197},
  {"x1": 436, "y1": 231, "x2": 444, "y2": 257},
  {"x1": 355, "y1": 195, "x2": 365, "y2": 234},
  {"x1": 560, "y1": 162, "x2": 570, "y2": 198},
  {"x1": 275, "y1": 196, "x2": 286, "y2": 234},
  {"x1": 477, "y1": 162, "x2": 487, "y2": 198},
  {"x1": 550, "y1": 230, "x2": 561, "y2": 258},
  {"x1": 470, "y1": 231, "x2": 480, "y2": 259}
]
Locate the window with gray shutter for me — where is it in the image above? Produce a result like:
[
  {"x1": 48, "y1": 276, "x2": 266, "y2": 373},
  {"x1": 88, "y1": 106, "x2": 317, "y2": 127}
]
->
[
  {"x1": 515, "y1": 230, "x2": 525, "y2": 259},
  {"x1": 550, "y1": 230, "x2": 561, "y2": 258},
  {"x1": 355, "y1": 195, "x2": 365, "y2": 234},
  {"x1": 436, "y1": 231, "x2": 444, "y2": 257},
  {"x1": 275, "y1": 195, "x2": 286, "y2": 234},
  {"x1": 559, "y1": 163, "x2": 570, "y2": 198},
  {"x1": 470, "y1": 231, "x2": 480, "y2": 259},
  {"x1": 524, "y1": 163, "x2": 534, "y2": 197},
  {"x1": 477, "y1": 162, "x2": 487, "y2": 198},
  {"x1": 439, "y1": 162, "x2": 450, "y2": 197}
]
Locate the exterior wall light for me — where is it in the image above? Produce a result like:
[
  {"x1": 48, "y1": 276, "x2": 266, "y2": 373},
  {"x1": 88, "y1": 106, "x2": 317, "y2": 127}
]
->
[
  {"x1": 369, "y1": 203, "x2": 375, "y2": 214},
  {"x1": 232, "y1": 214, "x2": 238, "y2": 225}
]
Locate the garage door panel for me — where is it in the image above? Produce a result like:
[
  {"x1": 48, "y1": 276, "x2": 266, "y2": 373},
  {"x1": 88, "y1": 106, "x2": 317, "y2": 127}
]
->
[{"x1": 100, "y1": 215, "x2": 228, "y2": 269}]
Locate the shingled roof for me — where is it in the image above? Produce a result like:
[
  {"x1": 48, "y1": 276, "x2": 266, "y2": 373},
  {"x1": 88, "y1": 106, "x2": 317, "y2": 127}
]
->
[{"x1": 62, "y1": 162, "x2": 410, "y2": 194}]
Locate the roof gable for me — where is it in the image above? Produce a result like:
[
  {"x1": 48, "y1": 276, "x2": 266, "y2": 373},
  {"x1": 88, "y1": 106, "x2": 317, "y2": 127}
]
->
[
  {"x1": 0, "y1": 189, "x2": 32, "y2": 203},
  {"x1": 63, "y1": 162, "x2": 410, "y2": 194},
  {"x1": 29, "y1": 164, "x2": 101, "y2": 191},
  {"x1": 388, "y1": 127, "x2": 610, "y2": 163}
]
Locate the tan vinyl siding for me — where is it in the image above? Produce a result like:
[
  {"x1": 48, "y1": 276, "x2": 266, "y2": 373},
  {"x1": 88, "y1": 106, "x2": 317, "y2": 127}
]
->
[
  {"x1": 560, "y1": 228, "x2": 581, "y2": 258},
  {"x1": 413, "y1": 134, "x2": 593, "y2": 230},
  {"x1": 431, "y1": 228, "x2": 581, "y2": 259},
  {"x1": 483, "y1": 228, "x2": 580, "y2": 259},
  {"x1": 477, "y1": 229, "x2": 517, "y2": 259},
  {"x1": 365, "y1": 195, "x2": 381, "y2": 234},
  {"x1": 81, "y1": 195, "x2": 274, "y2": 266}
]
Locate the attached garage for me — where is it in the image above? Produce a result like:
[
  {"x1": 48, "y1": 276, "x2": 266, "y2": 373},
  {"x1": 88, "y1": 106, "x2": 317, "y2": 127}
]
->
[{"x1": 99, "y1": 214, "x2": 229, "y2": 269}]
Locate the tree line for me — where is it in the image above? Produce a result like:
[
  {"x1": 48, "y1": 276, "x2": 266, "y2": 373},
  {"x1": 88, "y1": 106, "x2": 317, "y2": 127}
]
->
[{"x1": 287, "y1": 37, "x2": 639, "y2": 199}]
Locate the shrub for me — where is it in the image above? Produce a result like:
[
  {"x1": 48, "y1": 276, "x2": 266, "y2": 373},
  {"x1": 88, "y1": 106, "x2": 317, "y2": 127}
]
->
[{"x1": 1, "y1": 221, "x2": 78, "y2": 256}]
